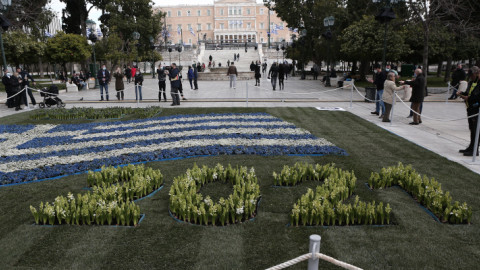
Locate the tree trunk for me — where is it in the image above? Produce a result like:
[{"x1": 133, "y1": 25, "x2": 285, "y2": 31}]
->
[
  {"x1": 422, "y1": 23, "x2": 429, "y2": 89},
  {"x1": 38, "y1": 58, "x2": 44, "y2": 78},
  {"x1": 444, "y1": 57, "x2": 452, "y2": 82},
  {"x1": 436, "y1": 62, "x2": 442, "y2": 77}
]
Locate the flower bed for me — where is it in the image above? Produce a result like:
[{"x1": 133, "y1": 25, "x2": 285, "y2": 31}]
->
[
  {"x1": 169, "y1": 164, "x2": 261, "y2": 226},
  {"x1": 30, "y1": 164, "x2": 162, "y2": 226},
  {"x1": 368, "y1": 163, "x2": 472, "y2": 224},
  {"x1": 0, "y1": 113, "x2": 346, "y2": 186},
  {"x1": 273, "y1": 162, "x2": 392, "y2": 226},
  {"x1": 29, "y1": 106, "x2": 163, "y2": 120}
]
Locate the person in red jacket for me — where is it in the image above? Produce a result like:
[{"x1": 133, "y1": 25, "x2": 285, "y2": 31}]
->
[{"x1": 131, "y1": 66, "x2": 137, "y2": 80}]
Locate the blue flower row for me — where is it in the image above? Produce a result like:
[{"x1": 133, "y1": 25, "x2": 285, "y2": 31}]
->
[
  {"x1": 5, "y1": 133, "x2": 318, "y2": 163},
  {"x1": 0, "y1": 144, "x2": 347, "y2": 186},
  {"x1": 0, "y1": 124, "x2": 35, "y2": 134},
  {"x1": 46, "y1": 112, "x2": 274, "y2": 133},
  {"x1": 17, "y1": 124, "x2": 297, "y2": 149}
]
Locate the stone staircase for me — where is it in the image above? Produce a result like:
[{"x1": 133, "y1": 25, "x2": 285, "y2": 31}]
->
[{"x1": 200, "y1": 48, "x2": 261, "y2": 72}]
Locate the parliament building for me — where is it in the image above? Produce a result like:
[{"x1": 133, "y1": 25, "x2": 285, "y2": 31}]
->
[{"x1": 155, "y1": 0, "x2": 294, "y2": 46}]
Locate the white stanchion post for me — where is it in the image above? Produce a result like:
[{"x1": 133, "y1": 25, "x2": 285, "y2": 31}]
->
[
  {"x1": 446, "y1": 81, "x2": 450, "y2": 104},
  {"x1": 390, "y1": 91, "x2": 396, "y2": 126},
  {"x1": 472, "y1": 116, "x2": 480, "y2": 162},
  {"x1": 350, "y1": 80, "x2": 354, "y2": 108},
  {"x1": 136, "y1": 84, "x2": 140, "y2": 107},
  {"x1": 308, "y1": 235, "x2": 321, "y2": 270},
  {"x1": 246, "y1": 81, "x2": 249, "y2": 107}
]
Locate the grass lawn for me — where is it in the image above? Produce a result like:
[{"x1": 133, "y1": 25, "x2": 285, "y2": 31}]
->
[{"x1": 0, "y1": 107, "x2": 479, "y2": 269}]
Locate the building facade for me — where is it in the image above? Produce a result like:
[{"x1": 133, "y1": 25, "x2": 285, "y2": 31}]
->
[{"x1": 155, "y1": 0, "x2": 294, "y2": 46}]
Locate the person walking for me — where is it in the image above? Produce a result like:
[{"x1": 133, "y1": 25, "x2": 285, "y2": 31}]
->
[
  {"x1": 234, "y1": 54, "x2": 237, "y2": 62},
  {"x1": 157, "y1": 63, "x2": 167, "y2": 102},
  {"x1": 400, "y1": 68, "x2": 426, "y2": 125},
  {"x1": 167, "y1": 63, "x2": 181, "y2": 106},
  {"x1": 383, "y1": 72, "x2": 405, "y2": 122},
  {"x1": 113, "y1": 67, "x2": 124, "y2": 100},
  {"x1": 227, "y1": 59, "x2": 230, "y2": 67},
  {"x1": 227, "y1": 62, "x2": 238, "y2": 89},
  {"x1": 254, "y1": 62, "x2": 261, "y2": 86},
  {"x1": 134, "y1": 69, "x2": 144, "y2": 101},
  {"x1": 193, "y1": 65, "x2": 199, "y2": 90},
  {"x1": 368, "y1": 64, "x2": 387, "y2": 117},
  {"x1": 97, "y1": 64, "x2": 111, "y2": 101},
  {"x1": 262, "y1": 62, "x2": 267, "y2": 76},
  {"x1": 250, "y1": 61, "x2": 255, "y2": 72},
  {"x1": 268, "y1": 62, "x2": 279, "y2": 91},
  {"x1": 458, "y1": 66, "x2": 480, "y2": 156},
  {"x1": 278, "y1": 64, "x2": 285, "y2": 90},
  {"x1": 209, "y1": 55, "x2": 213, "y2": 62},
  {"x1": 237, "y1": 53, "x2": 240, "y2": 61},
  {"x1": 187, "y1": 66, "x2": 194, "y2": 89},
  {"x1": 449, "y1": 64, "x2": 467, "y2": 100},
  {"x1": 125, "y1": 66, "x2": 132, "y2": 84},
  {"x1": 18, "y1": 68, "x2": 36, "y2": 107}
]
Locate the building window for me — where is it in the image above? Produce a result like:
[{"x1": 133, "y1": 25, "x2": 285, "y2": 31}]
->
[
  {"x1": 220, "y1": 9, "x2": 224, "y2": 15},
  {"x1": 220, "y1": 23, "x2": 224, "y2": 30},
  {"x1": 260, "y1": 22, "x2": 264, "y2": 29},
  {"x1": 247, "y1": 22, "x2": 251, "y2": 29},
  {"x1": 207, "y1": 23, "x2": 211, "y2": 30},
  {"x1": 247, "y1": 9, "x2": 251, "y2": 15},
  {"x1": 187, "y1": 24, "x2": 192, "y2": 31},
  {"x1": 207, "y1": 10, "x2": 211, "y2": 16},
  {"x1": 238, "y1": 8, "x2": 242, "y2": 15},
  {"x1": 177, "y1": 10, "x2": 181, "y2": 16},
  {"x1": 261, "y1": 37, "x2": 264, "y2": 43},
  {"x1": 167, "y1": 24, "x2": 172, "y2": 31},
  {"x1": 187, "y1": 10, "x2": 191, "y2": 16},
  {"x1": 197, "y1": 10, "x2": 201, "y2": 16},
  {"x1": 270, "y1": 10, "x2": 274, "y2": 15},
  {"x1": 188, "y1": 38, "x2": 192, "y2": 44},
  {"x1": 167, "y1": 11, "x2": 171, "y2": 17},
  {"x1": 197, "y1": 24, "x2": 201, "y2": 31},
  {"x1": 229, "y1": 7, "x2": 233, "y2": 15},
  {"x1": 177, "y1": 24, "x2": 182, "y2": 32},
  {"x1": 260, "y1": 9, "x2": 264, "y2": 15}
]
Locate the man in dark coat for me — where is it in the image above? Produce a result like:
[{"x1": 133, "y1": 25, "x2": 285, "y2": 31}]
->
[
  {"x1": 17, "y1": 68, "x2": 36, "y2": 106},
  {"x1": 458, "y1": 66, "x2": 480, "y2": 156},
  {"x1": 449, "y1": 64, "x2": 467, "y2": 100},
  {"x1": 97, "y1": 64, "x2": 111, "y2": 101},
  {"x1": 268, "y1": 62, "x2": 279, "y2": 91},
  {"x1": 368, "y1": 64, "x2": 387, "y2": 117},
  {"x1": 167, "y1": 63, "x2": 181, "y2": 106},
  {"x1": 157, "y1": 63, "x2": 167, "y2": 102},
  {"x1": 193, "y1": 65, "x2": 198, "y2": 90},
  {"x1": 401, "y1": 68, "x2": 426, "y2": 125}
]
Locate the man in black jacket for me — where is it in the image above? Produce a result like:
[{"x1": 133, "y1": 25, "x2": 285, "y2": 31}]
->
[
  {"x1": 368, "y1": 64, "x2": 387, "y2": 117},
  {"x1": 401, "y1": 69, "x2": 426, "y2": 125},
  {"x1": 17, "y1": 68, "x2": 36, "y2": 106},
  {"x1": 157, "y1": 63, "x2": 167, "y2": 102},
  {"x1": 97, "y1": 64, "x2": 110, "y2": 101},
  {"x1": 449, "y1": 64, "x2": 467, "y2": 100},
  {"x1": 458, "y1": 66, "x2": 480, "y2": 156},
  {"x1": 268, "y1": 62, "x2": 279, "y2": 91}
]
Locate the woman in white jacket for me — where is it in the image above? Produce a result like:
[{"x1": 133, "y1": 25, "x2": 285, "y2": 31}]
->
[{"x1": 383, "y1": 72, "x2": 405, "y2": 122}]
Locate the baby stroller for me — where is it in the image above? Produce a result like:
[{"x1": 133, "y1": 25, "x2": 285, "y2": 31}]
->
[{"x1": 39, "y1": 85, "x2": 65, "y2": 108}]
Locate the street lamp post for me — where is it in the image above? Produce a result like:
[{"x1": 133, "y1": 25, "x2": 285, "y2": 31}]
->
[
  {"x1": 149, "y1": 36, "x2": 156, "y2": 78},
  {"x1": 132, "y1": 31, "x2": 140, "y2": 67},
  {"x1": 0, "y1": 0, "x2": 12, "y2": 72},
  {"x1": 177, "y1": 45, "x2": 182, "y2": 67},
  {"x1": 168, "y1": 47, "x2": 172, "y2": 65},
  {"x1": 281, "y1": 40, "x2": 285, "y2": 63},
  {"x1": 373, "y1": 0, "x2": 401, "y2": 69},
  {"x1": 263, "y1": 0, "x2": 272, "y2": 49},
  {"x1": 88, "y1": 30, "x2": 98, "y2": 88},
  {"x1": 323, "y1": 16, "x2": 334, "y2": 87}
]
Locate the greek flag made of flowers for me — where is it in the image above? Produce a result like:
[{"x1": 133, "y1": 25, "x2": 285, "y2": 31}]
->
[{"x1": 0, "y1": 113, "x2": 346, "y2": 186}]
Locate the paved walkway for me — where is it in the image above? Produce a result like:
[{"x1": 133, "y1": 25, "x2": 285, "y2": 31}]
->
[{"x1": 1, "y1": 76, "x2": 479, "y2": 174}]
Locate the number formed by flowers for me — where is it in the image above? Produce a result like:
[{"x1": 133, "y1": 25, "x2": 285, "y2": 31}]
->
[
  {"x1": 368, "y1": 163, "x2": 472, "y2": 224},
  {"x1": 273, "y1": 163, "x2": 391, "y2": 226},
  {"x1": 169, "y1": 164, "x2": 261, "y2": 226},
  {"x1": 30, "y1": 164, "x2": 163, "y2": 226}
]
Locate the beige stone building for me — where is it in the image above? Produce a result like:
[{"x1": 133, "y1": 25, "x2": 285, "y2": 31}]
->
[{"x1": 155, "y1": 0, "x2": 294, "y2": 46}]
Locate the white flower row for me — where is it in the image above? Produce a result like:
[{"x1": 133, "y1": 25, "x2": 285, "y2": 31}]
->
[{"x1": 0, "y1": 138, "x2": 333, "y2": 173}]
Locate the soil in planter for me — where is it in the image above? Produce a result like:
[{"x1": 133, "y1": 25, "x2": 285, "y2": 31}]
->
[{"x1": 199, "y1": 181, "x2": 234, "y2": 202}]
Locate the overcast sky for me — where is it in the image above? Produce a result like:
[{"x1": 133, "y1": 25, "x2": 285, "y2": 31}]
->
[{"x1": 49, "y1": 0, "x2": 264, "y2": 26}]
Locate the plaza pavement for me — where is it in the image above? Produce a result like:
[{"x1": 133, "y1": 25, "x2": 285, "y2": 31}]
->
[{"x1": 1, "y1": 75, "x2": 479, "y2": 175}]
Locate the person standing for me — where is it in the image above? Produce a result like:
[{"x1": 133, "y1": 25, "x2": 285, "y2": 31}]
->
[
  {"x1": 10, "y1": 72, "x2": 23, "y2": 111},
  {"x1": 97, "y1": 64, "x2": 110, "y2": 101},
  {"x1": 458, "y1": 66, "x2": 480, "y2": 156},
  {"x1": 227, "y1": 59, "x2": 230, "y2": 67},
  {"x1": 401, "y1": 68, "x2": 426, "y2": 125},
  {"x1": 134, "y1": 69, "x2": 144, "y2": 101},
  {"x1": 368, "y1": 64, "x2": 387, "y2": 117},
  {"x1": 262, "y1": 62, "x2": 267, "y2": 76},
  {"x1": 2, "y1": 69, "x2": 13, "y2": 108},
  {"x1": 278, "y1": 64, "x2": 285, "y2": 90},
  {"x1": 131, "y1": 66, "x2": 137, "y2": 82},
  {"x1": 250, "y1": 61, "x2": 255, "y2": 72},
  {"x1": 234, "y1": 54, "x2": 237, "y2": 62},
  {"x1": 187, "y1": 66, "x2": 194, "y2": 89},
  {"x1": 18, "y1": 68, "x2": 36, "y2": 107},
  {"x1": 125, "y1": 66, "x2": 132, "y2": 84},
  {"x1": 268, "y1": 62, "x2": 279, "y2": 91},
  {"x1": 227, "y1": 62, "x2": 238, "y2": 89},
  {"x1": 383, "y1": 72, "x2": 405, "y2": 122},
  {"x1": 157, "y1": 63, "x2": 167, "y2": 102},
  {"x1": 193, "y1": 65, "x2": 198, "y2": 90},
  {"x1": 237, "y1": 53, "x2": 240, "y2": 61},
  {"x1": 254, "y1": 62, "x2": 261, "y2": 86},
  {"x1": 167, "y1": 63, "x2": 181, "y2": 106},
  {"x1": 113, "y1": 67, "x2": 125, "y2": 100},
  {"x1": 449, "y1": 64, "x2": 467, "y2": 100},
  {"x1": 209, "y1": 55, "x2": 213, "y2": 62}
]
